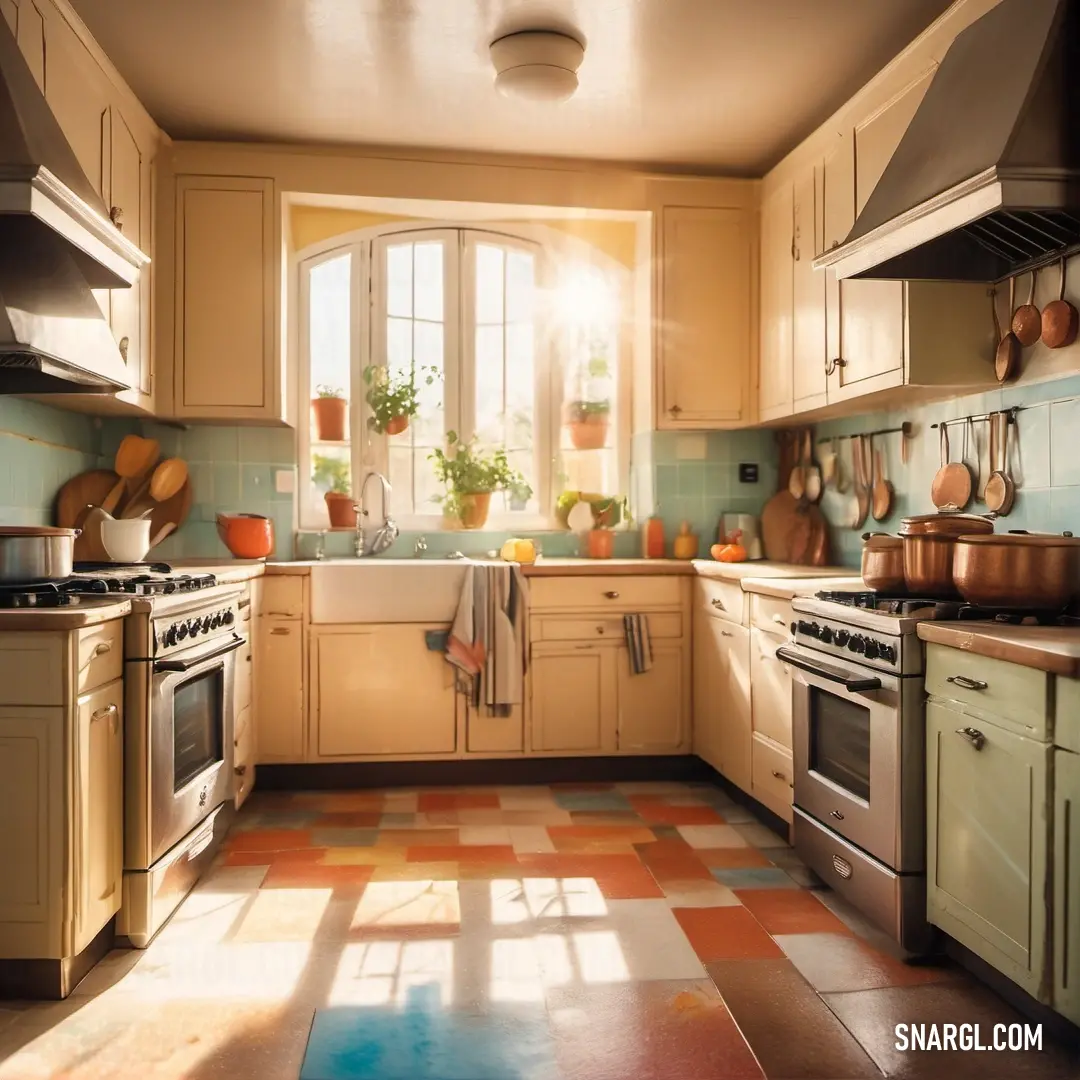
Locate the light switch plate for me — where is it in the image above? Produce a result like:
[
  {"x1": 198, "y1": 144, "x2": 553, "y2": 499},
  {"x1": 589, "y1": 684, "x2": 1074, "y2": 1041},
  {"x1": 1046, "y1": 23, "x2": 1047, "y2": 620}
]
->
[{"x1": 274, "y1": 469, "x2": 295, "y2": 494}]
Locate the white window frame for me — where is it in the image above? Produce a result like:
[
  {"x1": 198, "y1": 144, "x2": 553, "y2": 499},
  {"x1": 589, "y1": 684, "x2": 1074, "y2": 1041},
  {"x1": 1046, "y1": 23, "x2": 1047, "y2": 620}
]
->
[{"x1": 295, "y1": 221, "x2": 631, "y2": 532}]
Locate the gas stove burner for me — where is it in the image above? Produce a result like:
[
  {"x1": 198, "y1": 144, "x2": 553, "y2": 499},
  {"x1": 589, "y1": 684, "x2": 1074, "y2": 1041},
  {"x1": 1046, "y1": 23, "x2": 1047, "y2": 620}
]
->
[
  {"x1": 814, "y1": 590, "x2": 960, "y2": 618},
  {"x1": 64, "y1": 565, "x2": 218, "y2": 596},
  {"x1": 73, "y1": 561, "x2": 173, "y2": 574},
  {"x1": 0, "y1": 582, "x2": 80, "y2": 608}
]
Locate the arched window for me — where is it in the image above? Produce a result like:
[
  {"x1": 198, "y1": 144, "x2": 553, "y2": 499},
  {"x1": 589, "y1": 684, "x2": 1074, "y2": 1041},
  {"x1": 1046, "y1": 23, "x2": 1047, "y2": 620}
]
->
[{"x1": 297, "y1": 222, "x2": 628, "y2": 530}]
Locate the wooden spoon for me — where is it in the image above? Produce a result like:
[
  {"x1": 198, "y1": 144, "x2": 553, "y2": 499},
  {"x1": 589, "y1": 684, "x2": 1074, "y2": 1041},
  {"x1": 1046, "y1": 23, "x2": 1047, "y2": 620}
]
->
[
  {"x1": 994, "y1": 282, "x2": 1020, "y2": 383},
  {"x1": 1041, "y1": 257, "x2": 1079, "y2": 349},
  {"x1": 788, "y1": 429, "x2": 807, "y2": 500},
  {"x1": 103, "y1": 434, "x2": 160, "y2": 513},
  {"x1": 853, "y1": 435, "x2": 870, "y2": 530},
  {"x1": 803, "y1": 430, "x2": 822, "y2": 503},
  {"x1": 123, "y1": 458, "x2": 189, "y2": 518},
  {"x1": 984, "y1": 411, "x2": 1015, "y2": 516},
  {"x1": 871, "y1": 438, "x2": 894, "y2": 522},
  {"x1": 1012, "y1": 268, "x2": 1041, "y2": 346}
]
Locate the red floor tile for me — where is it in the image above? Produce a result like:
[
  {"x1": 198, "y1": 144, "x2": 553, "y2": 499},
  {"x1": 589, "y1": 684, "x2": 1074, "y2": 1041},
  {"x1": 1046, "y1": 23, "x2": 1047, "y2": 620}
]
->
[
  {"x1": 643, "y1": 855, "x2": 716, "y2": 884},
  {"x1": 516, "y1": 852, "x2": 665, "y2": 899},
  {"x1": 224, "y1": 846, "x2": 326, "y2": 867},
  {"x1": 406, "y1": 844, "x2": 516, "y2": 863},
  {"x1": 312, "y1": 811, "x2": 384, "y2": 828},
  {"x1": 292, "y1": 792, "x2": 386, "y2": 811},
  {"x1": 418, "y1": 792, "x2": 500, "y2": 811},
  {"x1": 735, "y1": 888, "x2": 852, "y2": 935},
  {"x1": 673, "y1": 906, "x2": 785, "y2": 961},
  {"x1": 261, "y1": 863, "x2": 374, "y2": 890},
  {"x1": 629, "y1": 798, "x2": 726, "y2": 825},
  {"x1": 225, "y1": 829, "x2": 313, "y2": 853}
]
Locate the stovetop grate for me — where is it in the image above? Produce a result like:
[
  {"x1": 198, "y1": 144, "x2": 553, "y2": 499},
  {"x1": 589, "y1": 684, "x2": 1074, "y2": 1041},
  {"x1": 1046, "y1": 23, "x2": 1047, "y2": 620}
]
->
[{"x1": 815, "y1": 590, "x2": 1080, "y2": 626}]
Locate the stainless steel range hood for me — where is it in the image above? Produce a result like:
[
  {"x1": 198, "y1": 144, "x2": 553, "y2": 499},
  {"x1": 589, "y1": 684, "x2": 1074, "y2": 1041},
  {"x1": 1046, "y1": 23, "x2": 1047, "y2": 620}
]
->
[
  {"x1": 0, "y1": 16, "x2": 148, "y2": 393},
  {"x1": 816, "y1": 0, "x2": 1080, "y2": 284}
]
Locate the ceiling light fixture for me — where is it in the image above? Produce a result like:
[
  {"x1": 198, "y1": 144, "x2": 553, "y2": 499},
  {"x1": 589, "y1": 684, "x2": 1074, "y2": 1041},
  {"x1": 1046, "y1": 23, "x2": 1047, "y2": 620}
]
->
[{"x1": 489, "y1": 31, "x2": 585, "y2": 104}]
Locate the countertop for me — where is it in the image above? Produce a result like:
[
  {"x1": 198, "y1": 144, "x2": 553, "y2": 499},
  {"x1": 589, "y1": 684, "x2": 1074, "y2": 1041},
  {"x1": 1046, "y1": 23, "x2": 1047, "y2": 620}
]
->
[
  {"x1": 917, "y1": 621, "x2": 1080, "y2": 678},
  {"x1": 692, "y1": 560, "x2": 854, "y2": 583},
  {"x1": 0, "y1": 596, "x2": 131, "y2": 631},
  {"x1": 739, "y1": 575, "x2": 864, "y2": 600},
  {"x1": 168, "y1": 559, "x2": 269, "y2": 584}
]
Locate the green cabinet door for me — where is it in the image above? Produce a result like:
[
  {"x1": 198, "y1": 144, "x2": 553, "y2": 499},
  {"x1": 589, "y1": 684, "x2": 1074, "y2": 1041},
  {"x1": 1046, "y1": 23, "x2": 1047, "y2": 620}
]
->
[
  {"x1": 1054, "y1": 748, "x2": 1080, "y2": 1023},
  {"x1": 927, "y1": 699, "x2": 1051, "y2": 1000}
]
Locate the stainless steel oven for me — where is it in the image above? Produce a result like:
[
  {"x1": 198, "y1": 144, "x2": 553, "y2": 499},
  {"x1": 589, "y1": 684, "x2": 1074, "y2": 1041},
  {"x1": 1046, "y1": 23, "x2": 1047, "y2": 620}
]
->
[
  {"x1": 119, "y1": 585, "x2": 244, "y2": 947},
  {"x1": 781, "y1": 643, "x2": 925, "y2": 873}
]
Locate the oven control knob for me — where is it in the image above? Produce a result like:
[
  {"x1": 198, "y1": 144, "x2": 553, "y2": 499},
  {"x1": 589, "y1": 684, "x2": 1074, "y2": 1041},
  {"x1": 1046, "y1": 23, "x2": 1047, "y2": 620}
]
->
[
  {"x1": 176, "y1": 622, "x2": 189, "y2": 640},
  {"x1": 223, "y1": 610, "x2": 236, "y2": 626},
  {"x1": 210, "y1": 613, "x2": 222, "y2": 629},
  {"x1": 835, "y1": 630, "x2": 850, "y2": 647},
  {"x1": 187, "y1": 618, "x2": 202, "y2": 637},
  {"x1": 789, "y1": 622, "x2": 797, "y2": 636},
  {"x1": 201, "y1": 616, "x2": 213, "y2": 634},
  {"x1": 820, "y1": 626, "x2": 834, "y2": 644},
  {"x1": 164, "y1": 625, "x2": 178, "y2": 647},
  {"x1": 849, "y1": 634, "x2": 865, "y2": 653},
  {"x1": 879, "y1": 644, "x2": 896, "y2": 663},
  {"x1": 864, "y1": 640, "x2": 879, "y2": 660}
]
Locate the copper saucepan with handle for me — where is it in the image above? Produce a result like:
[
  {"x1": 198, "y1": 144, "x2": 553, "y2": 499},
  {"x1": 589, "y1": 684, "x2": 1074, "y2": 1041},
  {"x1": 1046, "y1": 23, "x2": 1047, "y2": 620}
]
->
[
  {"x1": 953, "y1": 531, "x2": 1080, "y2": 610},
  {"x1": 861, "y1": 532, "x2": 905, "y2": 593}
]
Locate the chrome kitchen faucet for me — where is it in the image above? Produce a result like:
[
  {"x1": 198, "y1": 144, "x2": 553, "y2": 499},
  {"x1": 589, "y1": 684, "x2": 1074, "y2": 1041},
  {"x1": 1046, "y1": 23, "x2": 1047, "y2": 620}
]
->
[{"x1": 354, "y1": 471, "x2": 399, "y2": 557}]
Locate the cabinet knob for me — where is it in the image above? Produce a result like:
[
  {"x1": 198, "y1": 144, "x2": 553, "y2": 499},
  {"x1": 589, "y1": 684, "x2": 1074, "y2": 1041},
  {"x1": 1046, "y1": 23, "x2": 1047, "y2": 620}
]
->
[
  {"x1": 771, "y1": 769, "x2": 787, "y2": 781},
  {"x1": 234, "y1": 764, "x2": 248, "y2": 776},
  {"x1": 669, "y1": 404, "x2": 682, "y2": 417},
  {"x1": 711, "y1": 598, "x2": 726, "y2": 610},
  {"x1": 109, "y1": 205, "x2": 124, "y2": 231},
  {"x1": 955, "y1": 726, "x2": 986, "y2": 750},
  {"x1": 721, "y1": 630, "x2": 733, "y2": 638},
  {"x1": 118, "y1": 336, "x2": 130, "y2": 362},
  {"x1": 603, "y1": 590, "x2": 619, "y2": 599},
  {"x1": 825, "y1": 357, "x2": 847, "y2": 377},
  {"x1": 596, "y1": 625, "x2": 605, "y2": 634}
]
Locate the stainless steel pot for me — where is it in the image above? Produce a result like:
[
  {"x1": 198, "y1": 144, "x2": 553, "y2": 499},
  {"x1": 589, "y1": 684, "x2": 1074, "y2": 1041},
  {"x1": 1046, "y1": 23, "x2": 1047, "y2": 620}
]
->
[
  {"x1": 0, "y1": 526, "x2": 79, "y2": 583},
  {"x1": 953, "y1": 531, "x2": 1080, "y2": 610},
  {"x1": 861, "y1": 532, "x2": 905, "y2": 592},
  {"x1": 899, "y1": 513, "x2": 994, "y2": 598}
]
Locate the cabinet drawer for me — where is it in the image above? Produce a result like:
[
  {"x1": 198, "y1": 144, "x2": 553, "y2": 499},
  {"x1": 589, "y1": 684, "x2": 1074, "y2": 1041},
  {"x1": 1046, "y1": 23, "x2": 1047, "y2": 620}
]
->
[
  {"x1": 235, "y1": 641, "x2": 253, "y2": 717},
  {"x1": 76, "y1": 621, "x2": 123, "y2": 693},
  {"x1": 750, "y1": 594, "x2": 794, "y2": 637},
  {"x1": 926, "y1": 644, "x2": 1049, "y2": 739},
  {"x1": 751, "y1": 734, "x2": 793, "y2": 824},
  {"x1": 1056, "y1": 678, "x2": 1080, "y2": 754},
  {"x1": 695, "y1": 578, "x2": 746, "y2": 625},
  {"x1": 0, "y1": 633, "x2": 64, "y2": 705},
  {"x1": 261, "y1": 576, "x2": 303, "y2": 619},
  {"x1": 532, "y1": 612, "x2": 683, "y2": 643},
  {"x1": 750, "y1": 628, "x2": 792, "y2": 748},
  {"x1": 234, "y1": 707, "x2": 254, "y2": 809},
  {"x1": 530, "y1": 576, "x2": 682, "y2": 612}
]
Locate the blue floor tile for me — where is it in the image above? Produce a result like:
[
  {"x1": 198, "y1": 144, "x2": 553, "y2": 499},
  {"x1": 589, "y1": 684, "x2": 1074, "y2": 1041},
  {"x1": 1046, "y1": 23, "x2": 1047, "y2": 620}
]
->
[
  {"x1": 710, "y1": 867, "x2": 799, "y2": 889},
  {"x1": 552, "y1": 791, "x2": 632, "y2": 812},
  {"x1": 300, "y1": 994, "x2": 558, "y2": 1080}
]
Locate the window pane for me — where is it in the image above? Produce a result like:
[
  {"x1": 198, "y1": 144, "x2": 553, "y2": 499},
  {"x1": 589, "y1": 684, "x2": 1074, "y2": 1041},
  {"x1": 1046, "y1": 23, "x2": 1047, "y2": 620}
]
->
[
  {"x1": 506, "y1": 249, "x2": 535, "y2": 323},
  {"x1": 475, "y1": 325, "x2": 504, "y2": 444},
  {"x1": 386, "y1": 317, "x2": 413, "y2": 376},
  {"x1": 387, "y1": 244, "x2": 413, "y2": 318},
  {"x1": 506, "y1": 323, "x2": 534, "y2": 419},
  {"x1": 414, "y1": 243, "x2": 443, "y2": 322},
  {"x1": 476, "y1": 244, "x2": 505, "y2": 324},
  {"x1": 506, "y1": 449, "x2": 536, "y2": 513},
  {"x1": 311, "y1": 445, "x2": 352, "y2": 506},
  {"x1": 309, "y1": 253, "x2": 351, "y2": 407}
]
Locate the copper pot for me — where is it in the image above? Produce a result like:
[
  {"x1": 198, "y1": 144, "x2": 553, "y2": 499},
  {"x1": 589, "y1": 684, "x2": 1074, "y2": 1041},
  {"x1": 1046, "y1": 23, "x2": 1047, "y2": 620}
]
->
[
  {"x1": 953, "y1": 531, "x2": 1080, "y2": 610},
  {"x1": 861, "y1": 532, "x2": 904, "y2": 592},
  {"x1": 899, "y1": 513, "x2": 994, "y2": 598}
]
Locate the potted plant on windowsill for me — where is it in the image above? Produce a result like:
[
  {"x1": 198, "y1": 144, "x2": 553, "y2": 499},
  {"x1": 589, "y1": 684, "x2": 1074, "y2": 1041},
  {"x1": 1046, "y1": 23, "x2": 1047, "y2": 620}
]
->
[
  {"x1": 363, "y1": 364, "x2": 439, "y2": 436},
  {"x1": 429, "y1": 433, "x2": 531, "y2": 530},
  {"x1": 312, "y1": 453, "x2": 355, "y2": 528},
  {"x1": 584, "y1": 495, "x2": 629, "y2": 558},
  {"x1": 565, "y1": 398, "x2": 611, "y2": 450},
  {"x1": 312, "y1": 385, "x2": 348, "y2": 442}
]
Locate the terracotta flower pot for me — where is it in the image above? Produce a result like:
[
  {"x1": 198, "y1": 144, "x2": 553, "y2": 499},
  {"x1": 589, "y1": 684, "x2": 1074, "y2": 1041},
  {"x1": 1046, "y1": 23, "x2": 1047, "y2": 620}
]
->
[
  {"x1": 324, "y1": 491, "x2": 357, "y2": 528},
  {"x1": 312, "y1": 396, "x2": 347, "y2": 442},
  {"x1": 384, "y1": 415, "x2": 409, "y2": 436},
  {"x1": 458, "y1": 492, "x2": 491, "y2": 530},
  {"x1": 587, "y1": 529, "x2": 615, "y2": 559},
  {"x1": 568, "y1": 415, "x2": 609, "y2": 450}
]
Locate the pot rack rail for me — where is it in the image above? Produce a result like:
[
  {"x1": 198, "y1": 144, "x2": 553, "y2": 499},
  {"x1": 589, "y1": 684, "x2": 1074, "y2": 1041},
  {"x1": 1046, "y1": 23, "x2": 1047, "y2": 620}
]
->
[
  {"x1": 816, "y1": 421, "x2": 912, "y2": 444},
  {"x1": 929, "y1": 406, "x2": 1024, "y2": 430}
]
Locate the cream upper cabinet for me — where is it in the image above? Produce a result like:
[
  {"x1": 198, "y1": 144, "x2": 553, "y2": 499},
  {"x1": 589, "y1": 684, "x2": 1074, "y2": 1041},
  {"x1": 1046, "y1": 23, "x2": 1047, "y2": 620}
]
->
[
  {"x1": 73, "y1": 679, "x2": 123, "y2": 953},
  {"x1": 168, "y1": 174, "x2": 282, "y2": 421},
  {"x1": 758, "y1": 184, "x2": 794, "y2": 422},
  {"x1": 530, "y1": 642, "x2": 617, "y2": 754},
  {"x1": 927, "y1": 699, "x2": 1050, "y2": 1000},
  {"x1": 256, "y1": 618, "x2": 305, "y2": 762},
  {"x1": 1054, "y1": 747, "x2": 1079, "y2": 1025},
  {"x1": 655, "y1": 204, "x2": 756, "y2": 429},
  {"x1": 616, "y1": 642, "x2": 688, "y2": 753},
  {"x1": 792, "y1": 163, "x2": 827, "y2": 410},
  {"x1": 693, "y1": 611, "x2": 752, "y2": 793},
  {"x1": 314, "y1": 627, "x2": 457, "y2": 757}
]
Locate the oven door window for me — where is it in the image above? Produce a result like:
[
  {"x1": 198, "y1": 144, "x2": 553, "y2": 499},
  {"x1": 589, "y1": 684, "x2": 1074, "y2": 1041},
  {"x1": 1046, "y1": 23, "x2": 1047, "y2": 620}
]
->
[
  {"x1": 808, "y1": 686, "x2": 871, "y2": 802},
  {"x1": 172, "y1": 666, "x2": 224, "y2": 792}
]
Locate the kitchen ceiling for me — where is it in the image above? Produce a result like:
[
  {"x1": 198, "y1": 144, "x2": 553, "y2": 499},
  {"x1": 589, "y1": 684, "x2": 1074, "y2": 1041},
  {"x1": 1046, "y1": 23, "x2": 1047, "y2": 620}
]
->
[{"x1": 70, "y1": 0, "x2": 952, "y2": 173}]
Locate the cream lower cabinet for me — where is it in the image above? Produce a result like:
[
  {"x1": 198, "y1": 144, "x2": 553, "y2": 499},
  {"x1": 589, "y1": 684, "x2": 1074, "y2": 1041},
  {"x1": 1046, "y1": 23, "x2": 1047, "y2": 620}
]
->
[
  {"x1": 749, "y1": 629, "x2": 794, "y2": 822},
  {"x1": 256, "y1": 619, "x2": 305, "y2": 762},
  {"x1": 1054, "y1": 747, "x2": 1079, "y2": 1024},
  {"x1": 616, "y1": 642, "x2": 688, "y2": 753},
  {"x1": 927, "y1": 698, "x2": 1050, "y2": 1000},
  {"x1": 531, "y1": 642, "x2": 617, "y2": 754},
  {"x1": 693, "y1": 611, "x2": 752, "y2": 793},
  {"x1": 314, "y1": 627, "x2": 457, "y2": 757}
]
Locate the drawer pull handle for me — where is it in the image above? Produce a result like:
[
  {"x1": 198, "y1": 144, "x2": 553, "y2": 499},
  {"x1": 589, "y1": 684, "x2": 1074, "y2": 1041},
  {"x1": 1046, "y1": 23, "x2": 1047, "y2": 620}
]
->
[
  {"x1": 955, "y1": 726, "x2": 986, "y2": 750},
  {"x1": 721, "y1": 630, "x2": 733, "y2": 638},
  {"x1": 711, "y1": 598, "x2": 726, "y2": 610},
  {"x1": 772, "y1": 614, "x2": 786, "y2": 624},
  {"x1": 596, "y1": 626, "x2": 605, "y2": 634},
  {"x1": 267, "y1": 611, "x2": 293, "y2": 617},
  {"x1": 770, "y1": 769, "x2": 787, "y2": 781},
  {"x1": 603, "y1": 591, "x2": 619, "y2": 599},
  {"x1": 946, "y1": 675, "x2": 987, "y2": 691},
  {"x1": 829, "y1": 809, "x2": 845, "y2": 820},
  {"x1": 238, "y1": 598, "x2": 251, "y2": 610},
  {"x1": 269, "y1": 627, "x2": 291, "y2": 636},
  {"x1": 92, "y1": 641, "x2": 113, "y2": 657},
  {"x1": 234, "y1": 764, "x2": 247, "y2": 777}
]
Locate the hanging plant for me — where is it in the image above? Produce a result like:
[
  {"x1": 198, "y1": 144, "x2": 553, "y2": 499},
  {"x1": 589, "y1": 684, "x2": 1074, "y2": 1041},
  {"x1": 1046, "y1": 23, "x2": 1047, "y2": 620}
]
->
[{"x1": 363, "y1": 364, "x2": 440, "y2": 436}]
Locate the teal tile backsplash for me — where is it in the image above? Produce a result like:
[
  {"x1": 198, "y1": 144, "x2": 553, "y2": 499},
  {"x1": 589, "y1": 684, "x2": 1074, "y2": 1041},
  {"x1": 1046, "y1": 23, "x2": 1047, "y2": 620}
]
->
[{"x1": 817, "y1": 374, "x2": 1080, "y2": 568}]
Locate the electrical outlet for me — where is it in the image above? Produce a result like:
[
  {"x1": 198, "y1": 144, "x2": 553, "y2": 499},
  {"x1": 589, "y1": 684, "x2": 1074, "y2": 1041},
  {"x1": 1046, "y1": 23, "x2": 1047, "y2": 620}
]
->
[
  {"x1": 274, "y1": 469, "x2": 295, "y2": 494},
  {"x1": 738, "y1": 462, "x2": 759, "y2": 484}
]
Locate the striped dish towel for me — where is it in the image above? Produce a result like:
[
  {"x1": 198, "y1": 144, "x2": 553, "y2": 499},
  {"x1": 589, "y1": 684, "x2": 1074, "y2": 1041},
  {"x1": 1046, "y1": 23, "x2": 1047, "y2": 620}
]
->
[{"x1": 623, "y1": 613, "x2": 653, "y2": 674}]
